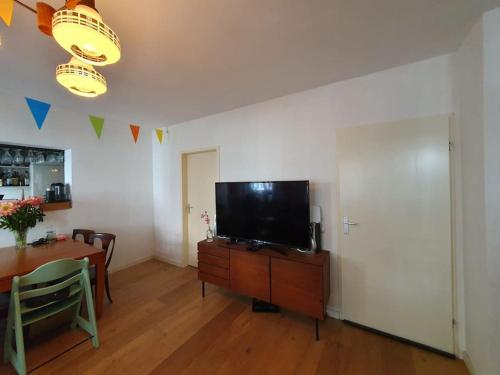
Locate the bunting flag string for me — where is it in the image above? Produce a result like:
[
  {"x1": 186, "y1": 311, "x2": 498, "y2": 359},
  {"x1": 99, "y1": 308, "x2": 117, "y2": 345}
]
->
[
  {"x1": 25, "y1": 97, "x2": 51, "y2": 130},
  {"x1": 89, "y1": 115, "x2": 105, "y2": 139},
  {"x1": 155, "y1": 128, "x2": 164, "y2": 144},
  {"x1": 22, "y1": 97, "x2": 161, "y2": 145},
  {"x1": 0, "y1": 0, "x2": 14, "y2": 27},
  {"x1": 130, "y1": 124, "x2": 140, "y2": 143}
]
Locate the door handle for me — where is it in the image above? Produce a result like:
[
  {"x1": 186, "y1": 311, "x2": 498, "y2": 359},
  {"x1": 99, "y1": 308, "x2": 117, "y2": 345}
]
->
[
  {"x1": 186, "y1": 204, "x2": 194, "y2": 213},
  {"x1": 343, "y1": 216, "x2": 358, "y2": 235}
]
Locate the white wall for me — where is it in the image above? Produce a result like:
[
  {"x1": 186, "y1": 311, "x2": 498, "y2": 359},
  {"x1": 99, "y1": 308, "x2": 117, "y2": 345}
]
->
[
  {"x1": 453, "y1": 8, "x2": 500, "y2": 375},
  {"x1": 0, "y1": 89, "x2": 155, "y2": 271},
  {"x1": 481, "y1": 8, "x2": 500, "y2": 375},
  {"x1": 153, "y1": 55, "x2": 455, "y2": 316}
]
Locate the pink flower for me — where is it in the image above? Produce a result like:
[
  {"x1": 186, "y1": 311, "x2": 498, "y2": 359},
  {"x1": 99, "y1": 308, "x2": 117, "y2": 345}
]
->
[
  {"x1": 0, "y1": 202, "x2": 18, "y2": 217},
  {"x1": 19, "y1": 196, "x2": 44, "y2": 207},
  {"x1": 201, "y1": 211, "x2": 210, "y2": 225}
]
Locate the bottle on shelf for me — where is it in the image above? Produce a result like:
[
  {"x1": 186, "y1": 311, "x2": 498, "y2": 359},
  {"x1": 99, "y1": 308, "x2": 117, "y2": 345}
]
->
[
  {"x1": 24, "y1": 171, "x2": 30, "y2": 186},
  {"x1": 12, "y1": 171, "x2": 19, "y2": 186},
  {"x1": 5, "y1": 169, "x2": 13, "y2": 186}
]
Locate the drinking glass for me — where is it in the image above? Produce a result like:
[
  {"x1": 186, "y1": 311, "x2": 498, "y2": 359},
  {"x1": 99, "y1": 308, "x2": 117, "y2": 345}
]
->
[
  {"x1": 0, "y1": 149, "x2": 13, "y2": 165},
  {"x1": 35, "y1": 151, "x2": 45, "y2": 164},
  {"x1": 13, "y1": 150, "x2": 24, "y2": 166},
  {"x1": 25, "y1": 150, "x2": 36, "y2": 165},
  {"x1": 56, "y1": 152, "x2": 64, "y2": 164},
  {"x1": 46, "y1": 153, "x2": 57, "y2": 164}
]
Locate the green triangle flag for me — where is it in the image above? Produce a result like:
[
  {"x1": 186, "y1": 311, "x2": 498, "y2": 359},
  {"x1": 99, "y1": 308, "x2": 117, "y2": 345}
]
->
[
  {"x1": 89, "y1": 115, "x2": 104, "y2": 139},
  {"x1": 155, "y1": 128, "x2": 164, "y2": 144}
]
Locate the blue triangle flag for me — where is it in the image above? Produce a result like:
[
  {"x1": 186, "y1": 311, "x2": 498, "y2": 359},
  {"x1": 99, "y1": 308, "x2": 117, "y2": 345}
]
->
[{"x1": 25, "y1": 97, "x2": 51, "y2": 130}]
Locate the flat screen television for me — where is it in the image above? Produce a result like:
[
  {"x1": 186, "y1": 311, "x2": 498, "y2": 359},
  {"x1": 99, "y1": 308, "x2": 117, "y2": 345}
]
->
[{"x1": 215, "y1": 180, "x2": 310, "y2": 249}]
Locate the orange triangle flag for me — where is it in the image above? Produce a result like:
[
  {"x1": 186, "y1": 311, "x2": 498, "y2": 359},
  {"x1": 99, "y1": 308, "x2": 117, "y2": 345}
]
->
[
  {"x1": 0, "y1": 0, "x2": 14, "y2": 26},
  {"x1": 155, "y1": 128, "x2": 164, "y2": 144},
  {"x1": 130, "y1": 124, "x2": 140, "y2": 144}
]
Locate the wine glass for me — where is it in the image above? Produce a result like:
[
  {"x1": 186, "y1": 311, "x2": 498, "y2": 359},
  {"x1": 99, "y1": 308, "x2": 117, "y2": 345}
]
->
[
  {"x1": 35, "y1": 151, "x2": 45, "y2": 164},
  {"x1": 0, "y1": 149, "x2": 13, "y2": 166},
  {"x1": 56, "y1": 151, "x2": 64, "y2": 164},
  {"x1": 25, "y1": 150, "x2": 36, "y2": 165},
  {"x1": 46, "y1": 153, "x2": 57, "y2": 164},
  {"x1": 13, "y1": 150, "x2": 24, "y2": 166}
]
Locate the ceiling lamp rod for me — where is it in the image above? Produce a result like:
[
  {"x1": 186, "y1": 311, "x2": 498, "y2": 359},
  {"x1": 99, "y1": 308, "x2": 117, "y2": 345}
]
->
[{"x1": 13, "y1": 0, "x2": 37, "y2": 14}]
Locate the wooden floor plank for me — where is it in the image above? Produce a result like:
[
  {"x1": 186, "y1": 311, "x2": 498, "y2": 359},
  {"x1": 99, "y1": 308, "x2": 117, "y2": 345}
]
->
[{"x1": 0, "y1": 260, "x2": 470, "y2": 375}]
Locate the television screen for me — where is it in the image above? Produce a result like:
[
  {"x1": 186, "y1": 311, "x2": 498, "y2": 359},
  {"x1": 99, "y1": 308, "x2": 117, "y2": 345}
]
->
[{"x1": 216, "y1": 181, "x2": 310, "y2": 249}]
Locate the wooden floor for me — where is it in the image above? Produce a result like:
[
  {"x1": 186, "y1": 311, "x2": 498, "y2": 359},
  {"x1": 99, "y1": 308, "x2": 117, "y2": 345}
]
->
[{"x1": 0, "y1": 260, "x2": 469, "y2": 375}]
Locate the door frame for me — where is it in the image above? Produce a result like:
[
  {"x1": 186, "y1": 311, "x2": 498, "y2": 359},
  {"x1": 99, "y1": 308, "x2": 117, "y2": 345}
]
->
[
  {"x1": 181, "y1": 146, "x2": 220, "y2": 267},
  {"x1": 335, "y1": 114, "x2": 463, "y2": 356}
]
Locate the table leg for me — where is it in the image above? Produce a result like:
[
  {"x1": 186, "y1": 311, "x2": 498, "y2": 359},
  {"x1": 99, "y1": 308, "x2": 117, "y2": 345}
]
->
[
  {"x1": 315, "y1": 319, "x2": 319, "y2": 341},
  {"x1": 94, "y1": 254, "x2": 105, "y2": 319}
]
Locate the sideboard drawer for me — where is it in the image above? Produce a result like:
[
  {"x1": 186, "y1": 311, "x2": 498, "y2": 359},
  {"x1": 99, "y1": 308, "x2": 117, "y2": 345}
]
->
[
  {"x1": 198, "y1": 262, "x2": 229, "y2": 280},
  {"x1": 198, "y1": 243, "x2": 229, "y2": 259},
  {"x1": 198, "y1": 253, "x2": 229, "y2": 269}
]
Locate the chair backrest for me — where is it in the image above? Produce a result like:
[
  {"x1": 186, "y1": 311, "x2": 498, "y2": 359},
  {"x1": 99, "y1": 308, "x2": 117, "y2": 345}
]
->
[
  {"x1": 72, "y1": 229, "x2": 95, "y2": 245},
  {"x1": 11, "y1": 258, "x2": 90, "y2": 318},
  {"x1": 89, "y1": 233, "x2": 116, "y2": 269}
]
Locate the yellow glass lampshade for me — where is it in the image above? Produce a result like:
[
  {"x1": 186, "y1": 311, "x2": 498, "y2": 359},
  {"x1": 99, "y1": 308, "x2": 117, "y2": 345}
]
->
[
  {"x1": 52, "y1": 5, "x2": 121, "y2": 66},
  {"x1": 56, "y1": 57, "x2": 107, "y2": 98}
]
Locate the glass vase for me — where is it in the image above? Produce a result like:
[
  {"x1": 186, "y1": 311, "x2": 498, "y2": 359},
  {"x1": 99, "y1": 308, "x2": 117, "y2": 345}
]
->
[
  {"x1": 206, "y1": 226, "x2": 214, "y2": 242},
  {"x1": 13, "y1": 229, "x2": 28, "y2": 250}
]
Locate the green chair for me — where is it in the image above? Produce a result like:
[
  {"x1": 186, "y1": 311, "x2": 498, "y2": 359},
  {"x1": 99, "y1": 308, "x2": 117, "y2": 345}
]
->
[{"x1": 3, "y1": 257, "x2": 99, "y2": 375}]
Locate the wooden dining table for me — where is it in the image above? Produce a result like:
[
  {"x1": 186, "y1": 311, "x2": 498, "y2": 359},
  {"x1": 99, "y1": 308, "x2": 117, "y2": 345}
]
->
[{"x1": 0, "y1": 239, "x2": 106, "y2": 319}]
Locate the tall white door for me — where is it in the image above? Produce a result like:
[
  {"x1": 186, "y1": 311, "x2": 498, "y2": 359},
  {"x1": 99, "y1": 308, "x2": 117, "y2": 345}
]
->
[
  {"x1": 337, "y1": 115, "x2": 454, "y2": 354},
  {"x1": 186, "y1": 150, "x2": 218, "y2": 267}
]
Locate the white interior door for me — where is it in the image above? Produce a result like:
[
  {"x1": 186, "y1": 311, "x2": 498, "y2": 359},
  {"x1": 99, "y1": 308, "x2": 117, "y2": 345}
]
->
[
  {"x1": 337, "y1": 115, "x2": 454, "y2": 354},
  {"x1": 186, "y1": 150, "x2": 218, "y2": 267}
]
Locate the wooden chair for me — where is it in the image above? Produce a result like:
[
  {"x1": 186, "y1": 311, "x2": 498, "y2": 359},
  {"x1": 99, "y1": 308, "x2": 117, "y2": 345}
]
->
[
  {"x1": 3, "y1": 258, "x2": 99, "y2": 375},
  {"x1": 89, "y1": 233, "x2": 116, "y2": 304},
  {"x1": 72, "y1": 229, "x2": 95, "y2": 245}
]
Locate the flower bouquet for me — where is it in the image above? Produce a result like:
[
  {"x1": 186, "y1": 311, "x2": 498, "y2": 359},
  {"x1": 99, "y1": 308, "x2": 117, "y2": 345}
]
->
[
  {"x1": 0, "y1": 197, "x2": 45, "y2": 249},
  {"x1": 201, "y1": 210, "x2": 214, "y2": 242}
]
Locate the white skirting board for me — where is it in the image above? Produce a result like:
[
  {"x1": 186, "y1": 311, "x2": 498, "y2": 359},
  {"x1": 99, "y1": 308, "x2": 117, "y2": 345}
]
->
[
  {"x1": 326, "y1": 306, "x2": 341, "y2": 319},
  {"x1": 153, "y1": 253, "x2": 186, "y2": 268},
  {"x1": 108, "y1": 255, "x2": 154, "y2": 274},
  {"x1": 463, "y1": 351, "x2": 474, "y2": 375}
]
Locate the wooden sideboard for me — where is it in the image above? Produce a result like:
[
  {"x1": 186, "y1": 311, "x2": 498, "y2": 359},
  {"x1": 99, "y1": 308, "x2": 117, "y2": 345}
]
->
[{"x1": 198, "y1": 238, "x2": 330, "y2": 339}]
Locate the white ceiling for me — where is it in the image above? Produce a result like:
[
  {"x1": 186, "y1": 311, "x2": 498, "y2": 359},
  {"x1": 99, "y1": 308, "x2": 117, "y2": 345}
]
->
[{"x1": 1, "y1": 0, "x2": 499, "y2": 126}]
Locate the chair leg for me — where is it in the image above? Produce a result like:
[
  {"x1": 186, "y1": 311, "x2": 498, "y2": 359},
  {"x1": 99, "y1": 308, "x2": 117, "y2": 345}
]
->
[
  {"x1": 82, "y1": 273, "x2": 99, "y2": 348},
  {"x1": 13, "y1": 310, "x2": 27, "y2": 375},
  {"x1": 105, "y1": 273, "x2": 113, "y2": 304},
  {"x1": 3, "y1": 302, "x2": 14, "y2": 364}
]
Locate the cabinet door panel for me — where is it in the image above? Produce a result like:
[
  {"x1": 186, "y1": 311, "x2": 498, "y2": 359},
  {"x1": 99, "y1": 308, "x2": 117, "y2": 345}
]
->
[
  {"x1": 271, "y1": 258, "x2": 324, "y2": 319},
  {"x1": 230, "y1": 250, "x2": 270, "y2": 302}
]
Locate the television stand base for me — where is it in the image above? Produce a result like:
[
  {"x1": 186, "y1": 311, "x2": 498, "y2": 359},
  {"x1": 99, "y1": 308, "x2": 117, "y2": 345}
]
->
[{"x1": 252, "y1": 298, "x2": 281, "y2": 313}]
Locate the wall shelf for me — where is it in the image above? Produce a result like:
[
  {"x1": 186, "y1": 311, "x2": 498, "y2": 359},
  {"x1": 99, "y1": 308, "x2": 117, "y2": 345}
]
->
[{"x1": 41, "y1": 201, "x2": 72, "y2": 212}]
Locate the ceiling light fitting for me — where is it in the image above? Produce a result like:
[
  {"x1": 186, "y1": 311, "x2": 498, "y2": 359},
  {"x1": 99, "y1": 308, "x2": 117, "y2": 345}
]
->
[
  {"x1": 56, "y1": 57, "x2": 107, "y2": 98},
  {"x1": 52, "y1": 4, "x2": 121, "y2": 66},
  {"x1": 13, "y1": 0, "x2": 120, "y2": 98}
]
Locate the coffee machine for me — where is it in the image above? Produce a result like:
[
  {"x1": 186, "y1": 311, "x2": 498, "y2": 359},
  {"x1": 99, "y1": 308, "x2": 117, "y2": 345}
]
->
[{"x1": 48, "y1": 183, "x2": 67, "y2": 202}]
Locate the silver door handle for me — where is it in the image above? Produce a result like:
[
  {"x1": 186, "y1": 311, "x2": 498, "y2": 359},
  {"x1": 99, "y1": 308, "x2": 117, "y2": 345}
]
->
[
  {"x1": 343, "y1": 216, "x2": 358, "y2": 234},
  {"x1": 186, "y1": 204, "x2": 194, "y2": 213}
]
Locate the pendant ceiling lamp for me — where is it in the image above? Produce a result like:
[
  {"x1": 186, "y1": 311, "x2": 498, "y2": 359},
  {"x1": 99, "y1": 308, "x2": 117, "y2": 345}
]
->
[
  {"x1": 56, "y1": 57, "x2": 107, "y2": 98},
  {"x1": 12, "y1": 0, "x2": 121, "y2": 98},
  {"x1": 52, "y1": 2, "x2": 121, "y2": 66}
]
